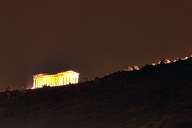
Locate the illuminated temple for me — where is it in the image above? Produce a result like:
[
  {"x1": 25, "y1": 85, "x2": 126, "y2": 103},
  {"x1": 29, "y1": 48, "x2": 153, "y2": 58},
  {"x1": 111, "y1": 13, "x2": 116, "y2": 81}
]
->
[{"x1": 32, "y1": 70, "x2": 79, "y2": 89}]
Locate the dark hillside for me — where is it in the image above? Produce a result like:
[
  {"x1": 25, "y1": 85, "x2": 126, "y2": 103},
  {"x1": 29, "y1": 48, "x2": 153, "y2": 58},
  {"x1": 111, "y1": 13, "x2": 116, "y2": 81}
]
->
[{"x1": 0, "y1": 57, "x2": 192, "y2": 128}]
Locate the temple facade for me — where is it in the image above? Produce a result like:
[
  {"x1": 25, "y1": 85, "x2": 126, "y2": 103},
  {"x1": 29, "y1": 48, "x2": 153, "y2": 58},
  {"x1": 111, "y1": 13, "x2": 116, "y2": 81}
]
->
[{"x1": 32, "y1": 70, "x2": 79, "y2": 89}]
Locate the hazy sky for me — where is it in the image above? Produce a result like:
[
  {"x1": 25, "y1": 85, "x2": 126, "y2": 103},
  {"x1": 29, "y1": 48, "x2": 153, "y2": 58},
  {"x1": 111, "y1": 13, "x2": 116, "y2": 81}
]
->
[{"x1": 0, "y1": 0, "x2": 192, "y2": 89}]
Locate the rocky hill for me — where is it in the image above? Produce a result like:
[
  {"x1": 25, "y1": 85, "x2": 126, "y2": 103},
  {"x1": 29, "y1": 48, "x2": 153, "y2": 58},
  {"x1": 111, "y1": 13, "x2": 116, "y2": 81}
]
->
[{"x1": 0, "y1": 56, "x2": 192, "y2": 128}]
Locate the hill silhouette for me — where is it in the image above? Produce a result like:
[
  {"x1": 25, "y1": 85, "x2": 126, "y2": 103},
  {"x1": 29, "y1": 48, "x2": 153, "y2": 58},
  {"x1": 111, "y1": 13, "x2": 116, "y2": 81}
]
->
[{"x1": 0, "y1": 57, "x2": 192, "y2": 128}]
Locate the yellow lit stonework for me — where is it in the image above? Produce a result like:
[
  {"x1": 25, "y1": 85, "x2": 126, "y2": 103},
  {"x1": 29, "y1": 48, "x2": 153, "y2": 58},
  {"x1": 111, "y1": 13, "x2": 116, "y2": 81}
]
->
[{"x1": 32, "y1": 70, "x2": 79, "y2": 89}]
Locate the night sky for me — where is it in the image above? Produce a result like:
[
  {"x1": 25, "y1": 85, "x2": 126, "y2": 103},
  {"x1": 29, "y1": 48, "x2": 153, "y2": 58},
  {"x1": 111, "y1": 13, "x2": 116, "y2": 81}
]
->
[{"x1": 0, "y1": 0, "x2": 192, "y2": 89}]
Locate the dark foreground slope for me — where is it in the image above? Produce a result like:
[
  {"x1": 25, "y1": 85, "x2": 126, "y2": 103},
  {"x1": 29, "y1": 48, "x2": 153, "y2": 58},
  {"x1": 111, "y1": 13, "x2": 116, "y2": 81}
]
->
[{"x1": 1, "y1": 58, "x2": 192, "y2": 128}]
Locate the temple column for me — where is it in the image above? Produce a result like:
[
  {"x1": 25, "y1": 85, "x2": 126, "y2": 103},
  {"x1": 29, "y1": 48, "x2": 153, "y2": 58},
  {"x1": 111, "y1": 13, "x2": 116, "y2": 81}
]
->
[{"x1": 64, "y1": 76, "x2": 67, "y2": 85}]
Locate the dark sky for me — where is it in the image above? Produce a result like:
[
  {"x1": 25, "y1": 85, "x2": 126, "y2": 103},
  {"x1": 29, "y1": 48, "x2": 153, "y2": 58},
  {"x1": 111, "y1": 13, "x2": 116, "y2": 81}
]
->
[{"x1": 0, "y1": 0, "x2": 192, "y2": 89}]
